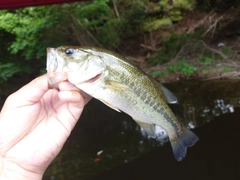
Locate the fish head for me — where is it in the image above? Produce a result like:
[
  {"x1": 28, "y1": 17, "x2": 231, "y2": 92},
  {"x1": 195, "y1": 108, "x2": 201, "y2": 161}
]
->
[{"x1": 46, "y1": 46, "x2": 105, "y2": 89}]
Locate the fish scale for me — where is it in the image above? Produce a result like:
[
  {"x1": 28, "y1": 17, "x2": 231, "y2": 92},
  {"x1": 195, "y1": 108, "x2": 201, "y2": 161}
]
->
[
  {"x1": 46, "y1": 46, "x2": 199, "y2": 161},
  {"x1": 109, "y1": 62, "x2": 179, "y2": 131}
]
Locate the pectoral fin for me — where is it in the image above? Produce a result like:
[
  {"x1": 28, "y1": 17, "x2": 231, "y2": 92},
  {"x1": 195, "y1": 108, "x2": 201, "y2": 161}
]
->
[
  {"x1": 105, "y1": 80, "x2": 131, "y2": 91},
  {"x1": 159, "y1": 84, "x2": 178, "y2": 104},
  {"x1": 99, "y1": 98, "x2": 121, "y2": 112},
  {"x1": 134, "y1": 120, "x2": 156, "y2": 138}
]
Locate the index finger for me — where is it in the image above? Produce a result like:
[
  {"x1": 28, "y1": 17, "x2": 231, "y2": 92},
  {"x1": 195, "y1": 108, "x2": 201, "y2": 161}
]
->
[{"x1": 4, "y1": 74, "x2": 49, "y2": 107}]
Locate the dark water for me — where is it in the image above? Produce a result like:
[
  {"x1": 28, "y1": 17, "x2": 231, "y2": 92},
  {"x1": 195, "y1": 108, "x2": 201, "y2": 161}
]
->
[{"x1": 43, "y1": 80, "x2": 240, "y2": 180}]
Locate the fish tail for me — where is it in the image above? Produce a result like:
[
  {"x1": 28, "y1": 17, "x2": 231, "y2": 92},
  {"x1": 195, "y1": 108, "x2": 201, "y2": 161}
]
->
[{"x1": 169, "y1": 127, "x2": 199, "y2": 162}]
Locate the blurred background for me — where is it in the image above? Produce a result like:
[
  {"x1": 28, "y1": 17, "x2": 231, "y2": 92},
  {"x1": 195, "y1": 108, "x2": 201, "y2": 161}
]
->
[{"x1": 1, "y1": 0, "x2": 240, "y2": 179}]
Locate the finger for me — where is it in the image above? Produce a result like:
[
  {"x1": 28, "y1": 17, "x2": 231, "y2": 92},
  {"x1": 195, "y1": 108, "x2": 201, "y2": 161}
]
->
[
  {"x1": 58, "y1": 90, "x2": 85, "y2": 125},
  {"x1": 58, "y1": 81, "x2": 92, "y2": 105},
  {"x1": 58, "y1": 91, "x2": 83, "y2": 104},
  {"x1": 58, "y1": 81, "x2": 80, "y2": 91},
  {"x1": 79, "y1": 90, "x2": 92, "y2": 105},
  {"x1": 3, "y1": 74, "x2": 49, "y2": 108}
]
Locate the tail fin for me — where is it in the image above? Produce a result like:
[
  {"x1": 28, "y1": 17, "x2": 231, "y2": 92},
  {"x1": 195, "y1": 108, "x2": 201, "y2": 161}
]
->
[{"x1": 169, "y1": 128, "x2": 199, "y2": 162}]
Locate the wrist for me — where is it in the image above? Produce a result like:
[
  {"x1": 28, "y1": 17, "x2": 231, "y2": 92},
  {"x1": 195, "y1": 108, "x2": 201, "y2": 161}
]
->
[{"x1": 0, "y1": 158, "x2": 43, "y2": 180}]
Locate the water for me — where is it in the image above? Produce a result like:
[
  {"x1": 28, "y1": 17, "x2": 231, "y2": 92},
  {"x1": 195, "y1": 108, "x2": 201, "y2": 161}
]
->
[{"x1": 40, "y1": 79, "x2": 240, "y2": 180}]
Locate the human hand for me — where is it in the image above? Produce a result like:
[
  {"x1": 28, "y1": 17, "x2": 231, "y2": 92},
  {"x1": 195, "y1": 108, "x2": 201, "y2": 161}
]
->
[{"x1": 0, "y1": 74, "x2": 91, "y2": 180}]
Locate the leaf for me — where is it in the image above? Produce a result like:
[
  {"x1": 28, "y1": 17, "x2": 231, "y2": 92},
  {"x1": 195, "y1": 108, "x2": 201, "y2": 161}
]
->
[{"x1": 0, "y1": 63, "x2": 21, "y2": 81}]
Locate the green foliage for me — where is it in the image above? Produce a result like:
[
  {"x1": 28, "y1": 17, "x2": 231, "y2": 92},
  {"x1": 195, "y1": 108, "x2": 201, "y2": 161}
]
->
[
  {"x1": 120, "y1": 5, "x2": 146, "y2": 36},
  {"x1": 221, "y1": 46, "x2": 231, "y2": 56},
  {"x1": 97, "y1": 3, "x2": 146, "y2": 49},
  {"x1": 0, "y1": 0, "x2": 238, "y2": 85},
  {"x1": 97, "y1": 19, "x2": 121, "y2": 49},
  {"x1": 0, "y1": 63, "x2": 21, "y2": 82},
  {"x1": 143, "y1": 0, "x2": 196, "y2": 32},
  {"x1": 0, "y1": 3, "x2": 114, "y2": 61},
  {"x1": 162, "y1": 33, "x2": 193, "y2": 52},
  {"x1": 77, "y1": 1, "x2": 112, "y2": 31},
  {"x1": 202, "y1": 67, "x2": 214, "y2": 74},
  {"x1": 0, "y1": 1, "x2": 148, "y2": 82},
  {"x1": 0, "y1": 7, "x2": 49, "y2": 59},
  {"x1": 173, "y1": 0, "x2": 196, "y2": 10},
  {"x1": 148, "y1": 33, "x2": 198, "y2": 65},
  {"x1": 166, "y1": 58, "x2": 197, "y2": 76},
  {"x1": 198, "y1": 55, "x2": 212, "y2": 63},
  {"x1": 0, "y1": 2, "x2": 114, "y2": 82},
  {"x1": 151, "y1": 70, "x2": 162, "y2": 78},
  {"x1": 159, "y1": 0, "x2": 169, "y2": 11},
  {"x1": 223, "y1": 67, "x2": 232, "y2": 72},
  {"x1": 148, "y1": 53, "x2": 172, "y2": 65},
  {"x1": 143, "y1": 17, "x2": 172, "y2": 31},
  {"x1": 196, "y1": 0, "x2": 240, "y2": 12},
  {"x1": 169, "y1": 10, "x2": 183, "y2": 21}
]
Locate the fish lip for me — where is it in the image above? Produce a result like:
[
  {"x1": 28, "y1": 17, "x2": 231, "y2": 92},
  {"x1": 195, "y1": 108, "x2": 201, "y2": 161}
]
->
[
  {"x1": 46, "y1": 48, "x2": 56, "y2": 70},
  {"x1": 47, "y1": 72, "x2": 68, "y2": 89},
  {"x1": 85, "y1": 73, "x2": 102, "y2": 83},
  {"x1": 46, "y1": 47, "x2": 68, "y2": 89}
]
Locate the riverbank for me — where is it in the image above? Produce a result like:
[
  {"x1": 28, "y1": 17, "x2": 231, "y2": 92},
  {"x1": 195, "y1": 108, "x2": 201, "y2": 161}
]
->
[{"x1": 123, "y1": 9, "x2": 240, "y2": 83}]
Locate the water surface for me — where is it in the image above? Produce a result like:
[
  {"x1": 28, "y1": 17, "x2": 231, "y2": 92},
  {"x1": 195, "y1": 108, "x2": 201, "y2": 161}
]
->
[{"x1": 43, "y1": 79, "x2": 240, "y2": 180}]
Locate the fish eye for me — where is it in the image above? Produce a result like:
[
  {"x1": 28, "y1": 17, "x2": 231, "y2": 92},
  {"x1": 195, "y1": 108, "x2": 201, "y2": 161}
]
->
[{"x1": 65, "y1": 48, "x2": 74, "y2": 55}]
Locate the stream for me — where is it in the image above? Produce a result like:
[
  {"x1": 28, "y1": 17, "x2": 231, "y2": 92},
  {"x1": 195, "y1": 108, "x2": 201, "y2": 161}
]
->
[{"x1": 38, "y1": 79, "x2": 240, "y2": 179}]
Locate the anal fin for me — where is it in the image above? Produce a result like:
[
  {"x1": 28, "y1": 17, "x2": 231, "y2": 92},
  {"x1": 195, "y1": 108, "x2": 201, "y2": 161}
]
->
[{"x1": 134, "y1": 120, "x2": 156, "y2": 138}]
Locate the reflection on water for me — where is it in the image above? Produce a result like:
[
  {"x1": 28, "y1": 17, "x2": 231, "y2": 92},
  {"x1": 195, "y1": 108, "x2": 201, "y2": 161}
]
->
[{"x1": 43, "y1": 80, "x2": 240, "y2": 180}]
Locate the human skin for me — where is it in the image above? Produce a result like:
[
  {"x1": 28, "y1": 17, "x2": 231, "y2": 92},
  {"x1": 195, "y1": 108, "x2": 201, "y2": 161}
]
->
[{"x1": 0, "y1": 74, "x2": 91, "y2": 180}]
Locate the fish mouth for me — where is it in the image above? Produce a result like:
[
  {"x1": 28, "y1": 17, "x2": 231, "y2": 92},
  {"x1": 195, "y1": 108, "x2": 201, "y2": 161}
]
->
[
  {"x1": 46, "y1": 47, "x2": 69, "y2": 89},
  {"x1": 48, "y1": 72, "x2": 68, "y2": 89},
  {"x1": 85, "y1": 73, "x2": 102, "y2": 83}
]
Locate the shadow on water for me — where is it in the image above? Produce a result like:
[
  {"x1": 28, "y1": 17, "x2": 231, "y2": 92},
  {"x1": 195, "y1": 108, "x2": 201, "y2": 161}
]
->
[{"x1": 43, "y1": 80, "x2": 240, "y2": 180}]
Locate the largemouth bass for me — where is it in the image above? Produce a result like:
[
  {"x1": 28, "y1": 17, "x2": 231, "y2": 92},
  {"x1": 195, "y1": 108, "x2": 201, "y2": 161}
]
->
[{"x1": 46, "y1": 46, "x2": 199, "y2": 161}]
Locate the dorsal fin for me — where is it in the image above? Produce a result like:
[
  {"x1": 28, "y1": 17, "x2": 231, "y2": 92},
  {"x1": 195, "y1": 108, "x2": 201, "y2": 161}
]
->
[{"x1": 159, "y1": 84, "x2": 178, "y2": 104}]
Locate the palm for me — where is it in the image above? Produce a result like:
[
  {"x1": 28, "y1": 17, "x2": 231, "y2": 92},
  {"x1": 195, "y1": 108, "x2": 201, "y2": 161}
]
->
[{"x1": 0, "y1": 75, "x2": 89, "y2": 174}]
